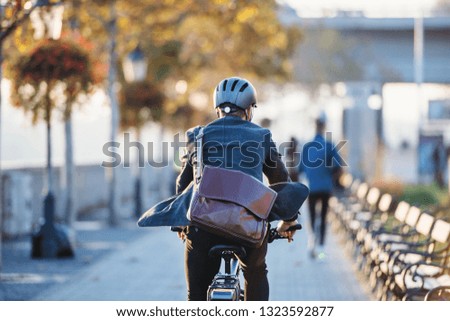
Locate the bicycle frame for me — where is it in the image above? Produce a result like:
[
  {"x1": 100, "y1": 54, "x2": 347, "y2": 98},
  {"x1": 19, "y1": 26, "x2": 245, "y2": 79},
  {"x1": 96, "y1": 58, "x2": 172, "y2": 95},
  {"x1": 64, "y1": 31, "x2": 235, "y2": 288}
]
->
[
  {"x1": 206, "y1": 224, "x2": 302, "y2": 301},
  {"x1": 207, "y1": 246, "x2": 244, "y2": 301},
  {"x1": 171, "y1": 224, "x2": 302, "y2": 301}
]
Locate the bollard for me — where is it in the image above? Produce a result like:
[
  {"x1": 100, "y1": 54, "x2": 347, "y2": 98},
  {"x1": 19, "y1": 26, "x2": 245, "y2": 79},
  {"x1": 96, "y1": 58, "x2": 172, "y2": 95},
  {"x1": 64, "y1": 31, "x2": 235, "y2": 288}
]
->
[
  {"x1": 134, "y1": 178, "x2": 142, "y2": 218},
  {"x1": 31, "y1": 192, "x2": 74, "y2": 258}
]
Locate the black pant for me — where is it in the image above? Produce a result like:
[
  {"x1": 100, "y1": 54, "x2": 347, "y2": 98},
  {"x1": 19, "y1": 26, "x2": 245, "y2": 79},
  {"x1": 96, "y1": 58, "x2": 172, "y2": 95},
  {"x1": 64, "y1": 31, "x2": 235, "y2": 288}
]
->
[
  {"x1": 184, "y1": 226, "x2": 269, "y2": 301},
  {"x1": 307, "y1": 192, "x2": 331, "y2": 246}
]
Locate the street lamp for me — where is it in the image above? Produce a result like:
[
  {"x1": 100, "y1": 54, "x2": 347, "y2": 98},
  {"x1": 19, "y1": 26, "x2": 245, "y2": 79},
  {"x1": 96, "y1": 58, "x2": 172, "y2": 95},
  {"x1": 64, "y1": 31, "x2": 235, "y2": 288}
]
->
[
  {"x1": 28, "y1": 0, "x2": 74, "y2": 258},
  {"x1": 123, "y1": 45, "x2": 148, "y2": 217},
  {"x1": 123, "y1": 45, "x2": 148, "y2": 83}
]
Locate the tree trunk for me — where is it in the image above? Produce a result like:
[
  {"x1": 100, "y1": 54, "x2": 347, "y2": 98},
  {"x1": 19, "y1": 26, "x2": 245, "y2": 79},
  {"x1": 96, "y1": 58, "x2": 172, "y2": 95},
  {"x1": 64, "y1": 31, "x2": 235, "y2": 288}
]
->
[
  {"x1": 0, "y1": 44, "x2": 3, "y2": 271},
  {"x1": 64, "y1": 113, "x2": 75, "y2": 225},
  {"x1": 134, "y1": 128, "x2": 143, "y2": 217},
  {"x1": 158, "y1": 124, "x2": 170, "y2": 200},
  {"x1": 46, "y1": 111, "x2": 53, "y2": 196},
  {"x1": 106, "y1": 0, "x2": 120, "y2": 226}
]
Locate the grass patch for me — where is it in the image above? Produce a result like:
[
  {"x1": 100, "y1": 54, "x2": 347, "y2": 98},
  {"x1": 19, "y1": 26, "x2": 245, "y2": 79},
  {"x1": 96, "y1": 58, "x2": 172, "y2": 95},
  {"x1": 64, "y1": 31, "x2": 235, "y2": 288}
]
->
[
  {"x1": 400, "y1": 184, "x2": 450, "y2": 221},
  {"x1": 373, "y1": 179, "x2": 449, "y2": 221},
  {"x1": 399, "y1": 184, "x2": 443, "y2": 207}
]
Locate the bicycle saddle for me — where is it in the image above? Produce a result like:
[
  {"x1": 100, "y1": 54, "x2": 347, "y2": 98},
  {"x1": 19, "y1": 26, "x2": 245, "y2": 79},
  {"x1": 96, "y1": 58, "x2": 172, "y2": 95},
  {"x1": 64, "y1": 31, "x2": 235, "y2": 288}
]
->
[{"x1": 209, "y1": 245, "x2": 247, "y2": 258}]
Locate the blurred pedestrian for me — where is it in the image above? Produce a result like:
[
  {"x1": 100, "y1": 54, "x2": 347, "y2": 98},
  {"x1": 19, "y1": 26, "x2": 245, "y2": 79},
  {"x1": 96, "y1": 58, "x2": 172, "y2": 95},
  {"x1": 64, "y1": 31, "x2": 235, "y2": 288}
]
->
[
  {"x1": 299, "y1": 113, "x2": 343, "y2": 259},
  {"x1": 432, "y1": 141, "x2": 444, "y2": 188},
  {"x1": 286, "y1": 136, "x2": 300, "y2": 182}
]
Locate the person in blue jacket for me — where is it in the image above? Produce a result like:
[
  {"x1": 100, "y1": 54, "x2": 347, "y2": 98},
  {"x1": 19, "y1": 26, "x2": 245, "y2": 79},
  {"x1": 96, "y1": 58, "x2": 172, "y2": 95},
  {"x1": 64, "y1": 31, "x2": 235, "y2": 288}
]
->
[
  {"x1": 175, "y1": 77, "x2": 298, "y2": 301},
  {"x1": 299, "y1": 113, "x2": 343, "y2": 259}
]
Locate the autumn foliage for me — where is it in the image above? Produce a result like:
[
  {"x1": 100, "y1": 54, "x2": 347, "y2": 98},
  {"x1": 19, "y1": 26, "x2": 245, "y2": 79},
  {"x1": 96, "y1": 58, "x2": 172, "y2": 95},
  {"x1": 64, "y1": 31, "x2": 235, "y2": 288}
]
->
[{"x1": 9, "y1": 35, "x2": 104, "y2": 122}]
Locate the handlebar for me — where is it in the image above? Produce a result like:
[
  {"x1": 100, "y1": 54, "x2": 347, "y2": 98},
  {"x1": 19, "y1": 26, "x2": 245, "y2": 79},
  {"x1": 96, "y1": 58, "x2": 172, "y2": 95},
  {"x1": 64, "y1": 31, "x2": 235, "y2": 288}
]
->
[
  {"x1": 171, "y1": 223, "x2": 302, "y2": 243},
  {"x1": 268, "y1": 223, "x2": 302, "y2": 243}
]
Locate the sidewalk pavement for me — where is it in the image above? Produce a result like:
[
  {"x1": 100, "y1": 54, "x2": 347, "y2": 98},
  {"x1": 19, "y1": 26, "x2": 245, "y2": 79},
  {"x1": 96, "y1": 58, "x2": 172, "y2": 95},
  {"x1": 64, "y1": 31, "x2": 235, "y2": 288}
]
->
[
  {"x1": 0, "y1": 210, "x2": 371, "y2": 301},
  {"x1": 0, "y1": 219, "x2": 146, "y2": 300},
  {"x1": 23, "y1": 216, "x2": 371, "y2": 301}
]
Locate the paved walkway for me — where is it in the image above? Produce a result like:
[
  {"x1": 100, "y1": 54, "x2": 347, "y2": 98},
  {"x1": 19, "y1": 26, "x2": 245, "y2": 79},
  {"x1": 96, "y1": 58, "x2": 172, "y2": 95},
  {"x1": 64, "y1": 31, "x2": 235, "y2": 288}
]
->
[{"x1": 34, "y1": 216, "x2": 371, "y2": 301}]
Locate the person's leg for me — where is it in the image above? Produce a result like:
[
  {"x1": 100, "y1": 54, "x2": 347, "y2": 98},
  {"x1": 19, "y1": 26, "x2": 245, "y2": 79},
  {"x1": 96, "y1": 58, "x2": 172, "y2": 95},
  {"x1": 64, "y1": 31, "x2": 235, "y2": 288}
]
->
[
  {"x1": 239, "y1": 237, "x2": 269, "y2": 301},
  {"x1": 307, "y1": 194, "x2": 320, "y2": 254},
  {"x1": 307, "y1": 195, "x2": 318, "y2": 232},
  {"x1": 185, "y1": 227, "x2": 221, "y2": 300},
  {"x1": 319, "y1": 193, "x2": 331, "y2": 246}
]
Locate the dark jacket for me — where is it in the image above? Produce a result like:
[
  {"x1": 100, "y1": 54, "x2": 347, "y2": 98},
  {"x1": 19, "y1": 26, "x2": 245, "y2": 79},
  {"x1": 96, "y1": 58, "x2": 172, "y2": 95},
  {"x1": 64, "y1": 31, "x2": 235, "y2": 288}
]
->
[
  {"x1": 138, "y1": 116, "x2": 309, "y2": 227},
  {"x1": 298, "y1": 133, "x2": 343, "y2": 193},
  {"x1": 176, "y1": 116, "x2": 289, "y2": 193}
]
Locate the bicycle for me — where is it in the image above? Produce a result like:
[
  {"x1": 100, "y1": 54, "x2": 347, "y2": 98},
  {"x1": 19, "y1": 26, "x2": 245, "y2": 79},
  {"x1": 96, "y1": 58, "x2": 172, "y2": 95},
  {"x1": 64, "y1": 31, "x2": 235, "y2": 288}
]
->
[{"x1": 173, "y1": 223, "x2": 302, "y2": 301}]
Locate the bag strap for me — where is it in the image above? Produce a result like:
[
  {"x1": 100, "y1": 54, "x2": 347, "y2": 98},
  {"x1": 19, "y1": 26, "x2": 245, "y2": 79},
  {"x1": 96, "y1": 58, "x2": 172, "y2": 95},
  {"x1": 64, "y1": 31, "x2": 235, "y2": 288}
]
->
[{"x1": 194, "y1": 127, "x2": 204, "y2": 184}]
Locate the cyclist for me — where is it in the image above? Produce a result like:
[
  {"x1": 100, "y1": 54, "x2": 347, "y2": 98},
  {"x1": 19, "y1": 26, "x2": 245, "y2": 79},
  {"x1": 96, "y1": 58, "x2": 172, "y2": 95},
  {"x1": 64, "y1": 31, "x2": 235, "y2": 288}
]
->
[
  {"x1": 176, "y1": 77, "x2": 298, "y2": 301},
  {"x1": 298, "y1": 113, "x2": 343, "y2": 259}
]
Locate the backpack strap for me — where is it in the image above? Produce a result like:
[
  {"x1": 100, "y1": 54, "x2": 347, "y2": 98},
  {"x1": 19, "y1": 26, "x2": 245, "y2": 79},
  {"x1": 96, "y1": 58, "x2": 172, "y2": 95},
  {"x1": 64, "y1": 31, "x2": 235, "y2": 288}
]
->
[{"x1": 194, "y1": 127, "x2": 204, "y2": 185}]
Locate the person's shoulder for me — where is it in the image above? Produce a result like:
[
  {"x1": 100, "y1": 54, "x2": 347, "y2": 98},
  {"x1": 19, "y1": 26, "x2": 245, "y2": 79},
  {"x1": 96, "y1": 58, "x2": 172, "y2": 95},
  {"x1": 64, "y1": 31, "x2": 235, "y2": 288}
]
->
[
  {"x1": 185, "y1": 125, "x2": 203, "y2": 143},
  {"x1": 314, "y1": 133, "x2": 325, "y2": 141},
  {"x1": 185, "y1": 126, "x2": 201, "y2": 137},
  {"x1": 245, "y1": 120, "x2": 270, "y2": 132},
  {"x1": 314, "y1": 134, "x2": 331, "y2": 146},
  {"x1": 242, "y1": 122, "x2": 273, "y2": 141}
]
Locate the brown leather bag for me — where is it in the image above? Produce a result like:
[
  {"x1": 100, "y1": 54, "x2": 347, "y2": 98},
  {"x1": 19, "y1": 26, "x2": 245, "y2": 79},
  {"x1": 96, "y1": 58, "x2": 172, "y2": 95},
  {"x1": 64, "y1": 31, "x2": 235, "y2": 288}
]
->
[{"x1": 187, "y1": 127, "x2": 277, "y2": 248}]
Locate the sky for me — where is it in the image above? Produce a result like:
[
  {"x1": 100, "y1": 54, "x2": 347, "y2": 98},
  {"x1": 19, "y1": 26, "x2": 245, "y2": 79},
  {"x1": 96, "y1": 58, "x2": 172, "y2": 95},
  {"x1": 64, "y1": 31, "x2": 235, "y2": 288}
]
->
[{"x1": 280, "y1": 0, "x2": 440, "y2": 17}]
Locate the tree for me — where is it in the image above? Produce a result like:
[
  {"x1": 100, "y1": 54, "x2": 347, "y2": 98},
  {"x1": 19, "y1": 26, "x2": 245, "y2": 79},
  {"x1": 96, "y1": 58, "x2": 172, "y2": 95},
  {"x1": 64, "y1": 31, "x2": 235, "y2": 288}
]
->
[
  {"x1": 68, "y1": 0, "x2": 301, "y2": 113},
  {"x1": 0, "y1": 0, "x2": 45, "y2": 272},
  {"x1": 119, "y1": 80, "x2": 165, "y2": 216},
  {"x1": 8, "y1": 37, "x2": 100, "y2": 225},
  {"x1": 61, "y1": 0, "x2": 302, "y2": 220},
  {"x1": 65, "y1": 0, "x2": 123, "y2": 225},
  {"x1": 120, "y1": 81, "x2": 165, "y2": 132},
  {"x1": 61, "y1": 32, "x2": 105, "y2": 225}
]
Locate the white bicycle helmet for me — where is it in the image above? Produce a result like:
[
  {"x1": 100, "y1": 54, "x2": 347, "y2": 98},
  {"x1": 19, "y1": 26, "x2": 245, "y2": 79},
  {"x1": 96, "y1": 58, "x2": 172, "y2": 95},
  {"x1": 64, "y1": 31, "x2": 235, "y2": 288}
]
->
[{"x1": 213, "y1": 77, "x2": 257, "y2": 110}]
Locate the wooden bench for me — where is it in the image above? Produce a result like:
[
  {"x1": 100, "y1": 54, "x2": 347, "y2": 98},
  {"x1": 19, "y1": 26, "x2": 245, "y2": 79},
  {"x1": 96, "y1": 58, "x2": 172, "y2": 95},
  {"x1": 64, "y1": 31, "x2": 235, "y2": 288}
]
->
[
  {"x1": 352, "y1": 193, "x2": 394, "y2": 269},
  {"x1": 400, "y1": 263, "x2": 450, "y2": 300},
  {"x1": 366, "y1": 208, "x2": 432, "y2": 298},
  {"x1": 329, "y1": 179, "x2": 363, "y2": 219},
  {"x1": 332, "y1": 183, "x2": 371, "y2": 241},
  {"x1": 325, "y1": 178, "x2": 450, "y2": 301},
  {"x1": 329, "y1": 178, "x2": 363, "y2": 236},
  {"x1": 347, "y1": 187, "x2": 382, "y2": 235},
  {"x1": 383, "y1": 219, "x2": 450, "y2": 300},
  {"x1": 424, "y1": 285, "x2": 450, "y2": 301},
  {"x1": 362, "y1": 201, "x2": 412, "y2": 273}
]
